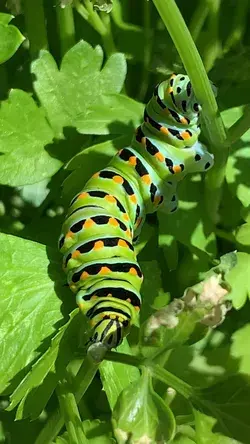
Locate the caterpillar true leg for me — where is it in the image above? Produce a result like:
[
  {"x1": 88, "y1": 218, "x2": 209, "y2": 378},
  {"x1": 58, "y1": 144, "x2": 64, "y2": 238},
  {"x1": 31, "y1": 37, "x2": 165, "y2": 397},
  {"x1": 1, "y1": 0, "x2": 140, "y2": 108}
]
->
[{"x1": 59, "y1": 73, "x2": 214, "y2": 351}]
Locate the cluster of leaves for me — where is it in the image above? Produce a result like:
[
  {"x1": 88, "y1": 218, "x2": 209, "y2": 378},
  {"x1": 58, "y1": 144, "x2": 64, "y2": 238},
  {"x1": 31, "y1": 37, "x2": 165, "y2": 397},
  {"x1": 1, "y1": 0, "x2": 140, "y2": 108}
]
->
[{"x1": 1, "y1": 0, "x2": 250, "y2": 443}]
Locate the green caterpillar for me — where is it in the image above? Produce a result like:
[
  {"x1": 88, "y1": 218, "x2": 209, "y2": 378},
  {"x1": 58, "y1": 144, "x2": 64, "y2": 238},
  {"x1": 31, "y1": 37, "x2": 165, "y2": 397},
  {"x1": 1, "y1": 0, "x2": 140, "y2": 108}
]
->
[{"x1": 59, "y1": 73, "x2": 214, "y2": 351}]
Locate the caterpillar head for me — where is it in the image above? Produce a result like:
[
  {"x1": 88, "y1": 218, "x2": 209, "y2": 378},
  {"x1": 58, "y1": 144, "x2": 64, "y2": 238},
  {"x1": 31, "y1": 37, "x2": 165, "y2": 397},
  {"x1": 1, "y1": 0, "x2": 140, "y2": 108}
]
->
[{"x1": 163, "y1": 73, "x2": 202, "y2": 116}]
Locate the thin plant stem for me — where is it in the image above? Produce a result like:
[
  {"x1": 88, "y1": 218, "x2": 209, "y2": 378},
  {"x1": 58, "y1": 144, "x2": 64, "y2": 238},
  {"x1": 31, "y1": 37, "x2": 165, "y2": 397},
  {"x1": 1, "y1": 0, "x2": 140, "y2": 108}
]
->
[
  {"x1": 74, "y1": 0, "x2": 88, "y2": 20},
  {"x1": 35, "y1": 357, "x2": 98, "y2": 444},
  {"x1": 227, "y1": 106, "x2": 250, "y2": 146},
  {"x1": 100, "y1": 11, "x2": 116, "y2": 55},
  {"x1": 23, "y1": 0, "x2": 48, "y2": 59},
  {"x1": 189, "y1": 0, "x2": 209, "y2": 43},
  {"x1": 152, "y1": 0, "x2": 229, "y2": 225},
  {"x1": 56, "y1": 377, "x2": 88, "y2": 444},
  {"x1": 138, "y1": 0, "x2": 153, "y2": 101},
  {"x1": 55, "y1": 3, "x2": 76, "y2": 56}
]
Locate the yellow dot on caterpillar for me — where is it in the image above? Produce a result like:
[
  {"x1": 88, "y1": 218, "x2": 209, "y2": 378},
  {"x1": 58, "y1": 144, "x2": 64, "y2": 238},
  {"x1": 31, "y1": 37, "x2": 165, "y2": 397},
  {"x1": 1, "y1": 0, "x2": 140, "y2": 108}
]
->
[
  {"x1": 113, "y1": 175, "x2": 124, "y2": 184},
  {"x1": 118, "y1": 316, "x2": 123, "y2": 322},
  {"x1": 168, "y1": 87, "x2": 173, "y2": 93},
  {"x1": 78, "y1": 192, "x2": 88, "y2": 200},
  {"x1": 92, "y1": 172, "x2": 99, "y2": 179},
  {"x1": 71, "y1": 250, "x2": 81, "y2": 259},
  {"x1": 80, "y1": 271, "x2": 89, "y2": 280},
  {"x1": 107, "y1": 293, "x2": 112, "y2": 297},
  {"x1": 135, "y1": 306, "x2": 140, "y2": 311},
  {"x1": 70, "y1": 284, "x2": 76, "y2": 291},
  {"x1": 180, "y1": 117, "x2": 188, "y2": 125},
  {"x1": 65, "y1": 231, "x2": 74, "y2": 239},
  {"x1": 181, "y1": 131, "x2": 191, "y2": 140},
  {"x1": 172, "y1": 165, "x2": 182, "y2": 174},
  {"x1": 110, "y1": 314, "x2": 116, "y2": 320},
  {"x1": 90, "y1": 320, "x2": 95, "y2": 327},
  {"x1": 155, "y1": 152, "x2": 164, "y2": 162},
  {"x1": 78, "y1": 303, "x2": 85, "y2": 309},
  {"x1": 91, "y1": 295, "x2": 98, "y2": 300},
  {"x1": 160, "y1": 127, "x2": 169, "y2": 136},
  {"x1": 129, "y1": 156, "x2": 137, "y2": 166}
]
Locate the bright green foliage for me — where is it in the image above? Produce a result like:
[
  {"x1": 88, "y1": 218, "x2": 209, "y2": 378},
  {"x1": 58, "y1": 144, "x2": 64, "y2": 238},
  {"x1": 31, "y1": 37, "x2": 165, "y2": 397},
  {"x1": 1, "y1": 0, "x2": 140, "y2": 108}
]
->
[
  {"x1": 112, "y1": 369, "x2": 176, "y2": 443},
  {"x1": 0, "y1": 90, "x2": 61, "y2": 186},
  {"x1": 0, "y1": 234, "x2": 65, "y2": 394},
  {"x1": 32, "y1": 42, "x2": 127, "y2": 138},
  {"x1": 193, "y1": 410, "x2": 240, "y2": 444},
  {"x1": 227, "y1": 252, "x2": 250, "y2": 309},
  {"x1": 0, "y1": 13, "x2": 24, "y2": 64}
]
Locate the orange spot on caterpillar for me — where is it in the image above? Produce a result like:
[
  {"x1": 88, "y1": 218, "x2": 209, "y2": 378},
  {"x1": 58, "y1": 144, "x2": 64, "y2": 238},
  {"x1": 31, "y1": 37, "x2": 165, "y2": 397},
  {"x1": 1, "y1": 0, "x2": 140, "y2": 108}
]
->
[
  {"x1": 180, "y1": 117, "x2": 188, "y2": 125},
  {"x1": 91, "y1": 295, "x2": 98, "y2": 300},
  {"x1": 113, "y1": 175, "x2": 124, "y2": 184},
  {"x1": 107, "y1": 293, "x2": 112, "y2": 297},
  {"x1": 99, "y1": 266, "x2": 111, "y2": 275},
  {"x1": 129, "y1": 156, "x2": 137, "y2": 166},
  {"x1": 118, "y1": 239, "x2": 128, "y2": 248},
  {"x1": 71, "y1": 250, "x2": 81, "y2": 259},
  {"x1": 129, "y1": 267, "x2": 138, "y2": 276},
  {"x1": 141, "y1": 174, "x2": 151, "y2": 185},
  {"x1": 78, "y1": 192, "x2": 88, "y2": 200},
  {"x1": 80, "y1": 271, "x2": 89, "y2": 280},
  {"x1": 168, "y1": 87, "x2": 173, "y2": 94},
  {"x1": 160, "y1": 127, "x2": 169, "y2": 136},
  {"x1": 123, "y1": 214, "x2": 130, "y2": 222},
  {"x1": 126, "y1": 298, "x2": 131, "y2": 303},
  {"x1": 181, "y1": 131, "x2": 191, "y2": 140},
  {"x1": 84, "y1": 218, "x2": 95, "y2": 228},
  {"x1": 105, "y1": 195, "x2": 116, "y2": 203},
  {"x1": 155, "y1": 152, "x2": 164, "y2": 162},
  {"x1": 154, "y1": 196, "x2": 161, "y2": 205},
  {"x1": 92, "y1": 172, "x2": 99, "y2": 179},
  {"x1": 109, "y1": 217, "x2": 119, "y2": 227},
  {"x1": 65, "y1": 231, "x2": 74, "y2": 239},
  {"x1": 126, "y1": 229, "x2": 132, "y2": 238},
  {"x1": 135, "y1": 306, "x2": 140, "y2": 312},
  {"x1": 141, "y1": 137, "x2": 146, "y2": 145},
  {"x1": 94, "y1": 240, "x2": 104, "y2": 250},
  {"x1": 130, "y1": 194, "x2": 137, "y2": 204},
  {"x1": 172, "y1": 165, "x2": 182, "y2": 174}
]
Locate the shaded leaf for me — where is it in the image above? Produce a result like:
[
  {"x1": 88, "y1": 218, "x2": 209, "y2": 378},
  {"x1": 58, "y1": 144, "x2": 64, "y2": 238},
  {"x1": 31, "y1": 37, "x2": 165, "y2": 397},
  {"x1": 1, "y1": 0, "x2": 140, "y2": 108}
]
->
[
  {"x1": 0, "y1": 90, "x2": 61, "y2": 187},
  {"x1": 0, "y1": 13, "x2": 24, "y2": 64}
]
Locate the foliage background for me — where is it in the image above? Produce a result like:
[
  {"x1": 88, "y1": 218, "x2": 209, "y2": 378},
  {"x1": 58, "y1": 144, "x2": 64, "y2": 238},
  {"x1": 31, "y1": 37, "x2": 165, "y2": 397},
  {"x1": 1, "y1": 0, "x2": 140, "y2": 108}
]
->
[{"x1": 1, "y1": 0, "x2": 250, "y2": 443}]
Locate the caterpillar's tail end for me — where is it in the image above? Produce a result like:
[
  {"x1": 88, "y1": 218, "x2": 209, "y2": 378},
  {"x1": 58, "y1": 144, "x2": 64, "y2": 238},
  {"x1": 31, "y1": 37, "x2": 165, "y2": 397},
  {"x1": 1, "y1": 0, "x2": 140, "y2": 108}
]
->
[{"x1": 86, "y1": 316, "x2": 131, "y2": 357}]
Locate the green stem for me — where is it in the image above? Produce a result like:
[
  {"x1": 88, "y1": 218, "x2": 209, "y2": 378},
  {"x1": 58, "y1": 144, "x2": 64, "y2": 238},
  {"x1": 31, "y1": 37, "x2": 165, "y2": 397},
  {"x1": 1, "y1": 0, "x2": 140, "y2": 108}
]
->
[
  {"x1": 74, "y1": 0, "x2": 89, "y2": 20},
  {"x1": 152, "y1": 0, "x2": 228, "y2": 225},
  {"x1": 34, "y1": 358, "x2": 98, "y2": 444},
  {"x1": 227, "y1": 106, "x2": 250, "y2": 145},
  {"x1": 56, "y1": 377, "x2": 88, "y2": 444},
  {"x1": 100, "y1": 11, "x2": 116, "y2": 55},
  {"x1": 147, "y1": 364, "x2": 195, "y2": 400},
  {"x1": 105, "y1": 351, "x2": 142, "y2": 367},
  {"x1": 23, "y1": 0, "x2": 48, "y2": 59},
  {"x1": 137, "y1": 0, "x2": 153, "y2": 101},
  {"x1": 189, "y1": 0, "x2": 209, "y2": 43},
  {"x1": 55, "y1": 3, "x2": 76, "y2": 56}
]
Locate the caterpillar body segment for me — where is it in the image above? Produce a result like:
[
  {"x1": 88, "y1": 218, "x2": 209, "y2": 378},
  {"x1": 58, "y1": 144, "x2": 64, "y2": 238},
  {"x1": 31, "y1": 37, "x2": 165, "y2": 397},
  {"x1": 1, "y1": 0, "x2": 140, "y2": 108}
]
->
[{"x1": 59, "y1": 73, "x2": 214, "y2": 351}]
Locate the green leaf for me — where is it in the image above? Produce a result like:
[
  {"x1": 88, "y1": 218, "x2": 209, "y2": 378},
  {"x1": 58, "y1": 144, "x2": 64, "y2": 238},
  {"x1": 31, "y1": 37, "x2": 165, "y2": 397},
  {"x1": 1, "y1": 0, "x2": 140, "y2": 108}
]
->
[
  {"x1": 32, "y1": 41, "x2": 127, "y2": 138},
  {"x1": 82, "y1": 419, "x2": 115, "y2": 443},
  {"x1": 230, "y1": 324, "x2": 250, "y2": 376},
  {"x1": 197, "y1": 375, "x2": 250, "y2": 443},
  {"x1": 99, "y1": 340, "x2": 140, "y2": 410},
  {"x1": 235, "y1": 223, "x2": 250, "y2": 247},
  {"x1": 0, "y1": 90, "x2": 61, "y2": 187},
  {"x1": 0, "y1": 234, "x2": 65, "y2": 395},
  {"x1": 112, "y1": 369, "x2": 176, "y2": 443},
  {"x1": 75, "y1": 95, "x2": 143, "y2": 135},
  {"x1": 193, "y1": 409, "x2": 241, "y2": 444},
  {"x1": 0, "y1": 13, "x2": 25, "y2": 64},
  {"x1": 158, "y1": 175, "x2": 216, "y2": 258},
  {"x1": 224, "y1": 107, "x2": 250, "y2": 207},
  {"x1": 226, "y1": 252, "x2": 250, "y2": 309},
  {"x1": 7, "y1": 310, "x2": 80, "y2": 420}
]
